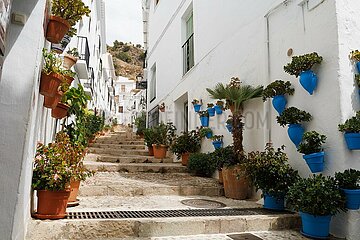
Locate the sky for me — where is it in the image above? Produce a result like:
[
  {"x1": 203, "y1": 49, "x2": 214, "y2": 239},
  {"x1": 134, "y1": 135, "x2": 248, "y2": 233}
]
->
[{"x1": 105, "y1": 0, "x2": 143, "y2": 46}]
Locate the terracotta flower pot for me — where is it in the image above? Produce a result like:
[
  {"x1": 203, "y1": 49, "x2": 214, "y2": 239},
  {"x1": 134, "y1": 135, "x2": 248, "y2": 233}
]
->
[
  {"x1": 65, "y1": 75, "x2": 74, "y2": 85},
  {"x1": 46, "y1": 16, "x2": 70, "y2": 44},
  {"x1": 218, "y1": 169, "x2": 224, "y2": 184},
  {"x1": 43, "y1": 91, "x2": 63, "y2": 109},
  {"x1": 181, "y1": 152, "x2": 190, "y2": 166},
  {"x1": 51, "y1": 102, "x2": 69, "y2": 119},
  {"x1": 40, "y1": 72, "x2": 63, "y2": 97},
  {"x1": 63, "y1": 54, "x2": 78, "y2": 69},
  {"x1": 68, "y1": 180, "x2": 81, "y2": 203},
  {"x1": 148, "y1": 146, "x2": 154, "y2": 156},
  {"x1": 222, "y1": 165, "x2": 249, "y2": 200},
  {"x1": 35, "y1": 189, "x2": 70, "y2": 220},
  {"x1": 153, "y1": 144, "x2": 167, "y2": 159}
]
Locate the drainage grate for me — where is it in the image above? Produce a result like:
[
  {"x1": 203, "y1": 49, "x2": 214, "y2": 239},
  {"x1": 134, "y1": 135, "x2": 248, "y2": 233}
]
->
[{"x1": 66, "y1": 208, "x2": 292, "y2": 220}]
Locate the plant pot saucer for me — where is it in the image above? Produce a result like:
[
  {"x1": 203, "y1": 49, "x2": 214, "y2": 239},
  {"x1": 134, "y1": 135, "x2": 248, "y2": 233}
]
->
[
  {"x1": 67, "y1": 199, "x2": 80, "y2": 207},
  {"x1": 33, "y1": 212, "x2": 67, "y2": 220},
  {"x1": 300, "y1": 230, "x2": 329, "y2": 239}
]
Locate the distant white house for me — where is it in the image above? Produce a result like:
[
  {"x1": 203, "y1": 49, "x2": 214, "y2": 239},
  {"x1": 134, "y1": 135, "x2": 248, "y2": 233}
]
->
[{"x1": 142, "y1": 0, "x2": 360, "y2": 239}]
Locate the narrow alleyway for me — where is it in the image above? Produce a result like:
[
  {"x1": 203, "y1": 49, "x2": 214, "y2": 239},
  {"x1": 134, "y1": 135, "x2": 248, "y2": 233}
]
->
[{"x1": 26, "y1": 128, "x2": 305, "y2": 239}]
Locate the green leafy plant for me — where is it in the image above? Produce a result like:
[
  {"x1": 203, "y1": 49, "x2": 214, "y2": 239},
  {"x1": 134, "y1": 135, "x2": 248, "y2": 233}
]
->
[
  {"x1": 51, "y1": 0, "x2": 91, "y2": 27},
  {"x1": 170, "y1": 130, "x2": 201, "y2": 159},
  {"x1": 152, "y1": 122, "x2": 177, "y2": 147},
  {"x1": 60, "y1": 69, "x2": 76, "y2": 78},
  {"x1": 284, "y1": 52, "x2": 323, "y2": 77},
  {"x1": 298, "y1": 131, "x2": 326, "y2": 155},
  {"x1": 335, "y1": 169, "x2": 360, "y2": 190},
  {"x1": 199, "y1": 127, "x2": 212, "y2": 138},
  {"x1": 42, "y1": 49, "x2": 62, "y2": 75},
  {"x1": 349, "y1": 50, "x2": 360, "y2": 62},
  {"x1": 276, "y1": 107, "x2": 312, "y2": 127},
  {"x1": 211, "y1": 135, "x2": 223, "y2": 142},
  {"x1": 338, "y1": 111, "x2": 360, "y2": 133},
  {"x1": 287, "y1": 174, "x2": 346, "y2": 216},
  {"x1": 262, "y1": 80, "x2": 295, "y2": 101},
  {"x1": 192, "y1": 99, "x2": 200, "y2": 105},
  {"x1": 207, "y1": 103, "x2": 214, "y2": 108},
  {"x1": 143, "y1": 128, "x2": 155, "y2": 147},
  {"x1": 187, "y1": 153, "x2": 216, "y2": 177},
  {"x1": 66, "y1": 48, "x2": 79, "y2": 57},
  {"x1": 135, "y1": 112, "x2": 146, "y2": 135},
  {"x1": 210, "y1": 146, "x2": 238, "y2": 170},
  {"x1": 198, "y1": 110, "x2": 209, "y2": 117}
]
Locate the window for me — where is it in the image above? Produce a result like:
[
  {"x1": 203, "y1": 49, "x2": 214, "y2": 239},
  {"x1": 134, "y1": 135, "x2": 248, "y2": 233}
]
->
[
  {"x1": 119, "y1": 106, "x2": 124, "y2": 113},
  {"x1": 182, "y1": 12, "x2": 194, "y2": 74},
  {"x1": 121, "y1": 85, "x2": 126, "y2": 92},
  {"x1": 149, "y1": 64, "x2": 156, "y2": 102}
]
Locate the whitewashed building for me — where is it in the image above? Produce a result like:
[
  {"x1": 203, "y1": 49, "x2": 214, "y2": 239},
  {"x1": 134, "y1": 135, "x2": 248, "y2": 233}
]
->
[{"x1": 142, "y1": 0, "x2": 360, "y2": 238}]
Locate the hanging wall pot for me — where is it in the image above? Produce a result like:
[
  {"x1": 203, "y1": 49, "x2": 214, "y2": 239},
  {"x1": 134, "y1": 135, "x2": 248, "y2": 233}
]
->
[
  {"x1": 299, "y1": 70, "x2": 318, "y2": 95},
  {"x1": 302, "y1": 152, "x2": 325, "y2": 173},
  {"x1": 272, "y1": 95, "x2": 287, "y2": 115},
  {"x1": 287, "y1": 124, "x2": 304, "y2": 147},
  {"x1": 46, "y1": 16, "x2": 70, "y2": 44}
]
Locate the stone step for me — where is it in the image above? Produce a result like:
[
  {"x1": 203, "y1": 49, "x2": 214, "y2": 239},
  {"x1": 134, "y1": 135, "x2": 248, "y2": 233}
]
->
[
  {"x1": 94, "y1": 139, "x2": 145, "y2": 145},
  {"x1": 97, "y1": 155, "x2": 173, "y2": 164},
  {"x1": 91, "y1": 143, "x2": 146, "y2": 150},
  {"x1": 97, "y1": 135, "x2": 143, "y2": 141},
  {"x1": 88, "y1": 147, "x2": 149, "y2": 156},
  {"x1": 78, "y1": 172, "x2": 224, "y2": 197},
  {"x1": 84, "y1": 161, "x2": 187, "y2": 173},
  {"x1": 27, "y1": 214, "x2": 300, "y2": 239}
]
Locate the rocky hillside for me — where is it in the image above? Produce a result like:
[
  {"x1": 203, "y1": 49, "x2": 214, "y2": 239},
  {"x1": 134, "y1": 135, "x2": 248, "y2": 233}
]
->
[{"x1": 107, "y1": 41, "x2": 145, "y2": 80}]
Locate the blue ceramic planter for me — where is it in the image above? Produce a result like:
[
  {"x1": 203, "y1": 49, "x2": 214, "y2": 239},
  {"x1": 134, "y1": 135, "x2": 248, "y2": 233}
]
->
[
  {"x1": 200, "y1": 116, "x2": 209, "y2": 127},
  {"x1": 226, "y1": 124, "x2": 233, "y2": 133},
  {"x1": 205, "y1": 132, "x2": 213, "y2": 139},
  {"x1": 193, "y1": 104, "x2": 202, "y2": 112},
  {"x1": 272, "y1": 95, "x2": 287, "y2": 115},
  {"x1": 342, "y1": 189, "x2": 360, "y2": 210},
  {"x1": 300, "y1": 212, "x2": 331, "y2": 239},
  {"x1": 287, "y1": 124, "x2": 304, "y2": 147},
  {"x1": 214, "y1": 105, "x2": 223, "y2": 115},
  {"x1": 357, "y1": 61, "x2": 360, "y2": 72},
  {"x1": 303, "y1": 151, "x2": 325, "y2": 173},
  {"x1": 212, "y1": 140, "x2": 223, "y2": 150},
  {"x1": 263, "y1": 193, "x2": 285, "y2": 211},
  {"x1": 344, "y1": 133, "x2": 360, "y2": 150},
  {"x1": 208, "y1": 107, "x2": 215, "y2": 117},
  {"x1": 299, "y1": 70, "x2": 318, "y2": 95}
]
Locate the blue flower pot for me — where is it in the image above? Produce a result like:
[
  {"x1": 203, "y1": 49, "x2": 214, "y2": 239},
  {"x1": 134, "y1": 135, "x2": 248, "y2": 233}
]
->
[
  {"x1": 299, "y1": 70, "x2": 318, "y2": 95},
  {"x1": 214, "y1": 105, "x2": 223, "y2": 115},
  {"x1": 287, "y1": 124, "x2": 304, "y2": 147},
  {"x1": 208, "y1": 107, "x2": 215, "y2": 117},
  {"x1": 205, "y1": 132, "x2": 213, "y2": 139},
  {"x1": 193, "y1": 104, "x2": 202, "y2": 112},
  {"x1": 300, "y1": 212, "x2": 331, "y2": 239},
  {"x1": 342, "y1": 189, "x2": 360, "y2": 210},
  {"x1": 272, "y1": 95, "x2": 287, "y2": 115},
  {"x1": 212, "y1": 140, "x2": 223, "y2": 149},
  {"x1": 226, "y1": 124, "x2": 233, "y2": 133},
  {"x1": 357, "y1": 61, "x2": 360, "y2": 73},
  {"x1": 263, "y1": 193, "x2": 285, "y2": 211},
  {"x1": 344, "y1": 133, "x2": 360, "y2": 150},
  {"x1": 200, "y1": 116, "x2": 209, "y2": 127},
  {"x1": 303, "y1": 151, "x2": 325, "y2": 173}
]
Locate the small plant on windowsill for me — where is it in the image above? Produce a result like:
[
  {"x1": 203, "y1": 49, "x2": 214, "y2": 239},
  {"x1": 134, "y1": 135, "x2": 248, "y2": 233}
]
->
[
  {"x1": 262, "y1": 80, "x2": 295, "y2": 115},
  {"x1": 338, "y1": 111, "x2": 360, "y2": 150},
  {"x1": 335, "y1": 169, "x2": 360, "y2": 210}
]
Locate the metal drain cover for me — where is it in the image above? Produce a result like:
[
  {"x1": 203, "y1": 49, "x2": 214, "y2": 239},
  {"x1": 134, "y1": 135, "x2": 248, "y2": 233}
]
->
[
  {"x1": 180, "y1": 199, "x2": 226, "y2": 208},
  {"x1": 228, "y1": 233, "x2": 263, "y2": 240}
]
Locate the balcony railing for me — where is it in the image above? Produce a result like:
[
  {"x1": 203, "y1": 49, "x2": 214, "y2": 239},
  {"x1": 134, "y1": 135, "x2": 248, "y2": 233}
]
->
[
  {"x1": 182, "y1": 33, "x2": 194, "y2": 75},
  {"x1": 77, "y1": 36, "x2": 90, "y2": 68}
]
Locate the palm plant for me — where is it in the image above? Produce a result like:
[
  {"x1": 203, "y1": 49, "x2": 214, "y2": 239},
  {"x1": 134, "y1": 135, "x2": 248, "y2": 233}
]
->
[{"x1": 206, "y1": 77, "x2": 263, "y2": 158}]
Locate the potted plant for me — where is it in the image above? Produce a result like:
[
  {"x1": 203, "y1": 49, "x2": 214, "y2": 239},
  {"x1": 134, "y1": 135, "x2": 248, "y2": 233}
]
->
[
  {"x1": 170, "y1": 130, "x2": 201, "y2": 166},
  {"x1": 40, "y1": 49, "x2": 63, "y2": 97},
  {"x1": 61, "y1": 68, "x2": 76, "y2": 85},
  {"x1": 276, "y1": 107, "x2": 312, "y2": 147},
  {"x1": 32, "y1": 133, "x2": 74, "y2": 219},
  {"x1": 47, "y1": 0, "x2": 91, "y2": 43},
  {"x1": 198, "y1": 110, "x2": 210, "y2": 127},
  {"x1": 211, "y1": 135, "x2": 224, "y2": 150},
  {"x1": 262, "y1": 80, "x2": 295, "y2": 115},
  {"x1": 143, "y1": 128, "x2": 155, "y2": 156},
  {"x1": 338, "y1": 111, "x2": 360, "y2": 150},
  {"x1": 152, "y1": 122, "x2": 177, "y2": 159},
  {"x1": 192, "y1": 99, "x2": 202, "y2": 112},
  {"x1": 349, "y1": 50, "x2": 360, "y2": 72},
  {"x1": 214, "y1": 100, "x2": 224, "y2": 115},
  {"x1": 43, "y1": 82, "x2": 69, "y2": 109},
  {"x1": 199, "y1": 127, "x2": 213, "y2": 139},
  {"x1": 284, "y1": 52, "x2": 323, "y2": 95},
  {"x1": 135, "y1": 112, "x2": 146, "y2": 137},
  {"x1": 335, "y1": 169, "x2": 360, "y2": 210},
  {"x1": 159, "y1": 102, "x2": 165, "y2": 112},
  {"x1": 63, "y1": 48, "x2": 79, "y2": 69},
  {"x1": 287, "y1": 175, "x2": 346, "y2": 238},
  {"x1": 187, "y1": 153, "x2": 216, "y2": 177},
  {"x1": 226, "y1": 116, "x2": 233, "y2": 133},
  {"x1": 298, "y1": 131, "x2": 327, "y2": 173},
  {"x1": 246, "y1": 144, "x2": 299, "y2": 211},
  {"x1": 207, "y1": 103, "x2": 215, "y2": 117},
  {"x1": 210, "y1": 146, "x2": 235, "y2": 184}
]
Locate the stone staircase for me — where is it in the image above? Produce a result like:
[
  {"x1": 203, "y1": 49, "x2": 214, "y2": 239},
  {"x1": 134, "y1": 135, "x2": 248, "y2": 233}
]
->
[{"x1": 26, "y1": 129, "x2": 300, "y2": 240}]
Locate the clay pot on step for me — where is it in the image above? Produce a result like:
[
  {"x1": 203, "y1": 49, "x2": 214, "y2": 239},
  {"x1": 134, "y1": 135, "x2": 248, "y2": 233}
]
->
[
  {"x1": 222, "y1": 165, "x2": 249, "y2": 200},
  {"x1": 34, "y1": 189, "x2": 70, "y2": 220},
  {"x1": 181, "y1": 152, "x2": 190, "y2": 166},
  {"x1": 51, "y1": 102, "x2": 69, "y2": 119},
  {"x1": 46, "y1": 16, "x2": 70, "y2": 44},
  {"x1": 43, "y1": 91, "x2": 63, "y2": 109},
  {"x1": 68, "y1": 180, "x2": 81, "y2": 203},
  {"x1": 148, "y1": 146, "x2": 154, "y2": 156},
  {"x1": 40, "y1": 72, "x2": 63, "y2": 97},
  {"x1": 153, "y1": 144, "x2": 167, "y2": 159},
  {"x1": 63, "y1": 54, "x2": 78, "y2": 69}
]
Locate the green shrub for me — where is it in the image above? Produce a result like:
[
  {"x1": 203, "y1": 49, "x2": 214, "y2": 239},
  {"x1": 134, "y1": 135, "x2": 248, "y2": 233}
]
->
[
  {"x1": 187, "y1": 153, "x2": 216, "y2": 177},
  {"x1": 298, "y1": 131, "x2": 326, "y2": 155},
  {"x1": 170, "y1": 130, "x2": 201, "y2": 159},
  {"x1": 276, "y1": 107, "x2": 312, "y2": 127},
  {"x1": 135, "y1": 112, "x2": 146, "y2": 135},
  {"x1": 335, "y1": 169, "x2": 360, "y2": 190},
  {"x1": 152, "y1": 122, "x2": 177, "y2": 147},
  {"x1": 116, "y1": 52, "x2": 131, "y2": 63},
  {"x1": 210, "y1": 146, "x2": 238, "y2": 170},
  {"x1": 338, "y1": 112, "x2": 360, "y2": 133},
  {"x1": 122, "y1": 45, "x2": 131, "y2": 52},
  {"x1": 284, "y1": 52, "x2": 323, "y2": 77},
  {"x1": 262, "y1": 80, "x2": 295, "y2": 101}
]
